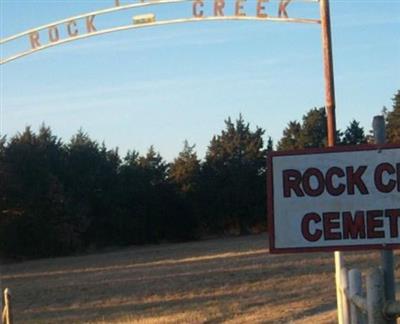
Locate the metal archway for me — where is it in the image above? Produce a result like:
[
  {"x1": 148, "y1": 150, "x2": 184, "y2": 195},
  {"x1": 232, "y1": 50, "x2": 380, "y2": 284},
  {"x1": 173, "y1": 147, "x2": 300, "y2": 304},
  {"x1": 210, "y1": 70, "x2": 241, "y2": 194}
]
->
[
  {"x1": 0, "y1": 0, "x2": 320, "y2": 65},
  {"x1": 1, "y1": 1, "x2": 347, "y2": 323}
]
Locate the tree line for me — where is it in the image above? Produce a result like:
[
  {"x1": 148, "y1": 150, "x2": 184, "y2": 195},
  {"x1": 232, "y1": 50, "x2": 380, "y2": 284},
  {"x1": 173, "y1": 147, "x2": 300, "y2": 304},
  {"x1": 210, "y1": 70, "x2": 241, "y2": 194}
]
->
[{"x1": 0, "y1": 90, "x2": 399, "y2": 259}]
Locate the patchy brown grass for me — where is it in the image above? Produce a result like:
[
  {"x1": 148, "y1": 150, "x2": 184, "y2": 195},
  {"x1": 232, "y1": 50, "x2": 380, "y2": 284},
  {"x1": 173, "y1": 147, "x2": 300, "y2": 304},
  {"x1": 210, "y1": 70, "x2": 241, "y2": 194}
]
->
[{"x1": 1, "y1": 234, "x2": 399, "y2": 323}]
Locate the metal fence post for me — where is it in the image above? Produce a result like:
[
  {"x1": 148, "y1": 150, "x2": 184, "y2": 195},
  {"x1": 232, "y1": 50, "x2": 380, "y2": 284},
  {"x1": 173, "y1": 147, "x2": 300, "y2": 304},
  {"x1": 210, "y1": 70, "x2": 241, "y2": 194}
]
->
[
  {"x1": 349, "y1": 269, "x2": 365, "y2": 324},
  {"x1": 366, "y1": 268, "x2": 386, "y2": 324},
  {"x1": 373, "y1": 115, "x2": 397, "y2": 324},
  {"x1": 341, "y1": 267, "x2": 350, "y2": 324},
  {"x1": 2, "y1": 288, "x2": 13, "y2": 324},
  {"x1": 335, "y1": 252, "x2": 345, "y2": 324}
]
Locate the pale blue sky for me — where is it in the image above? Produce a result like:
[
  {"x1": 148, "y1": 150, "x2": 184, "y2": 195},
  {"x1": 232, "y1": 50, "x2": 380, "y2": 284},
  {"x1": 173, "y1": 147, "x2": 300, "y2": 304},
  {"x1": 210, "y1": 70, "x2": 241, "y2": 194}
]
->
[{"x1": 1, "y1": 0, "x2": 399, "y2": 161}]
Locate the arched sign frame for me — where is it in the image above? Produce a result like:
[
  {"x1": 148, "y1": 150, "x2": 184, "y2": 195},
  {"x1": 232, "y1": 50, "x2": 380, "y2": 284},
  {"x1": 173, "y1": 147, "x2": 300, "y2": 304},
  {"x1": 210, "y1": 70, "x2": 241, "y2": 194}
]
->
[{"x1": 1, "y1": 0, "x2": 321, "y2": 65}]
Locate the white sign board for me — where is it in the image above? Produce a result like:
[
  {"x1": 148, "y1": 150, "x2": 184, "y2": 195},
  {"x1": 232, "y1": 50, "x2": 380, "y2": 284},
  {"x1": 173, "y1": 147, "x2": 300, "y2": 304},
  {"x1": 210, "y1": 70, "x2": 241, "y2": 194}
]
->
[{"x1": 267, "y1": 145, "x2": 400, "y2": 253}]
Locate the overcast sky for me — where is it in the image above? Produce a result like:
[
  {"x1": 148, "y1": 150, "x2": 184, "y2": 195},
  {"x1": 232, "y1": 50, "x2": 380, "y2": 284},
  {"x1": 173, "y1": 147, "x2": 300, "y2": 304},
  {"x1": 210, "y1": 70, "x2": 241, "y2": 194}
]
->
[{"x1": 1, "y1": 0, "x2": 399, "y2": 160}]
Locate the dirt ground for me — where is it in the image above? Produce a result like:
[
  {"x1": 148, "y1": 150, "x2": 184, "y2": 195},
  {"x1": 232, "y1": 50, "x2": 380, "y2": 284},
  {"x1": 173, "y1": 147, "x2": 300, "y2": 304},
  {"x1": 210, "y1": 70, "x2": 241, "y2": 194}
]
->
[{"x1": 1, "y1": 234, "x2": 399, "y2": 323}]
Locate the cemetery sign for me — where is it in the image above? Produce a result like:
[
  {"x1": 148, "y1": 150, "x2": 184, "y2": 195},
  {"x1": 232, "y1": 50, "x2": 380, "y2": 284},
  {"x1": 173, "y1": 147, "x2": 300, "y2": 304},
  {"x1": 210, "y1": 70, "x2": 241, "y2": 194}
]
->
[{"x1": 268, "y1": 145, "x2": 400, "y2": 253}]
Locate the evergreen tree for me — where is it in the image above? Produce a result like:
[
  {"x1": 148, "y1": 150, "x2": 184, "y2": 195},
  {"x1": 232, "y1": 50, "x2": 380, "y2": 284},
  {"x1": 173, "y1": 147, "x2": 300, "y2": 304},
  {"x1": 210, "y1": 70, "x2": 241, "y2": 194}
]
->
[
  {"x1": 300, "y1": 107, "x2": 327, "y2": 148},
  {"x1": 278, "y1": 107, "x2": 336, "y2": 150},
  {"x1": 115, "y1": 150, "x2": 148, "y2": 245},
  {"x1": 386, "y1": 90, "x2": 400, "y2": 143},
  {"x1": 266, "y1": 136, "x2": 274, "y2": 152},
  {"x1": 0, "y1": 125, "x2": 71, "y2": 257},
  {"x1": 341, "y1": 120, "x2": 367, "y2": 145},
  {"x1": 138, "y1": 146, "x2": 171, "y2": 242},
  {"x1": 64, "y1": 130, "x2": 120, "y2": 247},
  {"x1": 0, "y1": 136, "x2": 6, "y2": 156},
  {"x1": 139, "y1": 146, "x2": 168, "y2": 186},
  {"x1": 169, "y1": 140, "x2": 200, "y2": 193},
  {"x1": 277, "y1": 121, "x2": 302, "y2": 150},
  {"x1": 168, "y1": 141, "x2": 201, "y2": 239},
  {"x1": 201, "y1": 115, "x2": 267, "y2": 234}
]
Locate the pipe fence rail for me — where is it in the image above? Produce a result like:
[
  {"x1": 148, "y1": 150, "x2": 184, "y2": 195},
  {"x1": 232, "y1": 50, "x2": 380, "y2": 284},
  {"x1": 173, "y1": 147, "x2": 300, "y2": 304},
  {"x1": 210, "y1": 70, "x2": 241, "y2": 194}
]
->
[{"x1": 340, "y1": 267, "x2": 400, "y2": 324}]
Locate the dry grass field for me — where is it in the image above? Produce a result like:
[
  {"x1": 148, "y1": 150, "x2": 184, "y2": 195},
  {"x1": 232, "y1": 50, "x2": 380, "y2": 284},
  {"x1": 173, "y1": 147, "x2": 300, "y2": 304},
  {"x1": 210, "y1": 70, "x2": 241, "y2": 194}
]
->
[{"x1": 1, "y1": 234, "x2": 400, "y2": 323}]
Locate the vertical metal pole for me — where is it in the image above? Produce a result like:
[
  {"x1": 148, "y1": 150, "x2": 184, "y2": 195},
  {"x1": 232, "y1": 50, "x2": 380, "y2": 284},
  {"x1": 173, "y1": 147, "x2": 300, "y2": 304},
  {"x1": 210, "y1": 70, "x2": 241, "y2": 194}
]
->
[
  {"x1": 373, "y1": 115, "x2": 396, "y2": 324},
  {"x1": 341, "y1": 267, "x2": 350, "y2": 324},
  {"x1": 335, "y1": 251, "x2": 345, "y2": 324},
  {"x1": 367, "y1": 268, "x2": 386, "y2": 324},
  {"x1": 2, "y1": 288, "x2": 13, "y2": 324},
  {"x1": 320, "y1": 1, "x2": 343, "y2": 323},
  {"x1": 320, "y1": 0, "x2": 336, "y2": 147},
  {"x1": 349, "y1": 269, "x2": 365, "y2": 324}
]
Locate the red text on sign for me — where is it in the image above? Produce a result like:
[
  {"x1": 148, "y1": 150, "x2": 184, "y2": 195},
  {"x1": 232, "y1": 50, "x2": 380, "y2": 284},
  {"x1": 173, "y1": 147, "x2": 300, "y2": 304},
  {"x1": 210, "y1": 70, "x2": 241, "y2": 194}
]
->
[{"x1": 301, "y1": 209, "x2": 400, "y2": 242}]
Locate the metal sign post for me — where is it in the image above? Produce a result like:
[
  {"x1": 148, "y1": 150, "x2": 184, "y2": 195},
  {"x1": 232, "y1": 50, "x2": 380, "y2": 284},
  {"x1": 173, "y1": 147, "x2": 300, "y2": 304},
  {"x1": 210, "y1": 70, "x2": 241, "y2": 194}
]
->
[
  {"x1": 319, "y1": 0, "x2": 343, "y2": 322},
  {"x1": 320, "y1": 0, "x2": 336, "y2": 148}
]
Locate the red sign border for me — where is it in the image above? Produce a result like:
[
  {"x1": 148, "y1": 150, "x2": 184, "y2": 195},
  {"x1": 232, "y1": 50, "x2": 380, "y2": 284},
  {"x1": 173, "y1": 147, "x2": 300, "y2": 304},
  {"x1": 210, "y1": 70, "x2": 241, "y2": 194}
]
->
[{"x1": 267, "y1": 143, "x2": 400, "y2": 254}]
